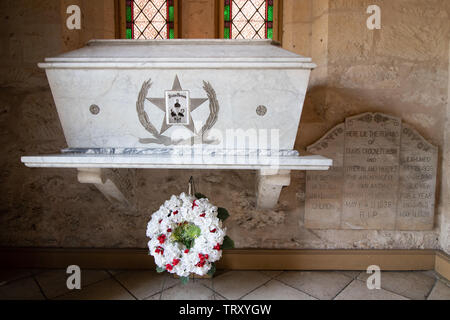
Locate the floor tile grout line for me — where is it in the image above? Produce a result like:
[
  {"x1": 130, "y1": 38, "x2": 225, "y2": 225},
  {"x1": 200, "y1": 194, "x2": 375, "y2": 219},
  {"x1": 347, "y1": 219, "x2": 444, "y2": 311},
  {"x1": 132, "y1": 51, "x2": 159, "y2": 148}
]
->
[
  {"x1": 32, "y1": 275, "x2": 48, "y2": 300},
  {"x1": 158, "y1": 274, "x2": 167, "y2": 300},
  {"x1": 424, "y1": 279, "x2": 438, "y2": 300},
  {"x1": 50, "y1": 270, "x2": 114, "y2": 300},
  {"x1": 270, "y1": 278, "x2": 320, "y2": 300},
  {"x1": 346, "y1": 271, "x2": 364, "y2": 280},
  {"x1": 326, "y1": 271, "x2": 358, "y2": 300},
  {"x1": 141, "y1": 274, "x2": 180, "y2": 300},
  {"x1": 5, "y1": 269, "x2": 446, "y2": 301},
  {"x1": 353, "y1": 277, "x2": 413, "y2": 300},
  {"x1": 163, "y1": 275, "x2": 181, "y2": 290},
  {"x1": 214, "y1": 291, "x2": 228, "y2": 301},
  {"x1": 338, "y1": 271, "x2": 438, "y2": 300},
  {"x1": 195, "y1": 271, "x2": 229, "y2": 299},
  {"x1": 105, "y1": 270, "x2": 116, "y2": 277},
  {"x1": 107, "y1": 272, "x2": 139, "y2": 300},
  {"x1": 198, "y1": 281, "x2": 228, "y2": 300},
  {"x1": 274, "y1": 271, "x2": 358, "y2": 300},
  {"x1": 206, "y1": 270, "x2": 271, "y2": 301},
  {"x1": 331, "y1": 278, "x2": 355, "y2": 300},
  {"x1": 273, "y1": 278, "x2": 321, "y2": 300},
  {"x1": 434, "y1": 273, "x2": 450, "y2": 287},
  {"x1": 0, "y1": 271, "x2": 36, "y2": 288},
  {"x1": 238, "y1": 276, "x2": 283, "y2": 300},
  {"x1": 196, "y1": 271, "x2": 272, "y2": 301},
  {"x1": 151, "y1": 276, "x2": 219, "y2": 300}
]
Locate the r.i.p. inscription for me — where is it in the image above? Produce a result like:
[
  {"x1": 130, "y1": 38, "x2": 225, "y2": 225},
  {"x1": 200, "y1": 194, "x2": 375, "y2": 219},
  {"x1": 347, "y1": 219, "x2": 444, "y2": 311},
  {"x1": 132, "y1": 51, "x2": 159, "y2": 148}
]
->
[{"x1": 342, "y1": 113, "x2": 401, "y2": 230}]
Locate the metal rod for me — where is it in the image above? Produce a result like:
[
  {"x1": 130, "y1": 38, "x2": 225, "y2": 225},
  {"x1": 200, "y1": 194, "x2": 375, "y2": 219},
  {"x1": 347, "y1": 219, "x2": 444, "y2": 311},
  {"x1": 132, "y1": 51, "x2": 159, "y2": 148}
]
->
[{"x1": 188, "y1": 176, "x2": 196, "y2": 196}]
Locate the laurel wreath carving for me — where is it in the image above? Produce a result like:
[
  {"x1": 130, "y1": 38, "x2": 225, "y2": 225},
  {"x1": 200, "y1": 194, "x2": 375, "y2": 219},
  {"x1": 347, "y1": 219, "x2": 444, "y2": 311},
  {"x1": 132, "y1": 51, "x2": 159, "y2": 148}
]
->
[
  {"x1": 199, "y1": 81, "x2": 220, "y2": 143},
  {"x1": 137, "y1": 78, "x2": 220, "y2": 146}
]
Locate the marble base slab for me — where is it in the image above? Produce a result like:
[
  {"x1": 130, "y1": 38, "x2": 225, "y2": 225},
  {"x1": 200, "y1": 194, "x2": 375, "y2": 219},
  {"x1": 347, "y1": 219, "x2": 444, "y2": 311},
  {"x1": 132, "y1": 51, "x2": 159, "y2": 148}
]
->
[{"x1": 21, "y1": 154, "x2": 331, "y2": 170}]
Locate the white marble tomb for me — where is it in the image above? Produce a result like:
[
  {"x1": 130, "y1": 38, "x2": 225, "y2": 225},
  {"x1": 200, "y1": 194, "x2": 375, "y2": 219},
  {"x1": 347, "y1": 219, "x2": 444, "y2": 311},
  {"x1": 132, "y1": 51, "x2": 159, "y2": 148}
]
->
[{"x1": 21, "y1": 39, "x2": 330, "y2": 208}]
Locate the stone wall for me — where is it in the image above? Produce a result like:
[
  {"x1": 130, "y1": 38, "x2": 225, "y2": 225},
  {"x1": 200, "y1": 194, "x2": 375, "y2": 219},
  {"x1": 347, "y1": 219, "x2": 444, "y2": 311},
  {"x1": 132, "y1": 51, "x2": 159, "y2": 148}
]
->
[
  {"x1": 0, "y1": 0, "x2": 448, "y2": 252},
  {"x1": 440, "y1": 42, "x2": 450, "y2": 253},
  {"x1": 60, "y1": 0, "x2": 115, "y2": 51},
  {"x1": 284, "y1": 0, "x2": 449, "y2": 253},
  {"x1": 181, "y1": 0, "x2": 217, "y2": 38},
  {"x1": 0, "y1": 0, "x2": 126, "y2": 248}
]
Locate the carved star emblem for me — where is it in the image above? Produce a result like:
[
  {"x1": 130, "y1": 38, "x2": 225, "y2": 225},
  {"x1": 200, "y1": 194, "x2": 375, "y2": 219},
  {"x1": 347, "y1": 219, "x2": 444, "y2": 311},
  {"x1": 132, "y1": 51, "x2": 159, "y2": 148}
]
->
[{"x1": 146, "y1": 75, "x2": 208, "y2": 135}]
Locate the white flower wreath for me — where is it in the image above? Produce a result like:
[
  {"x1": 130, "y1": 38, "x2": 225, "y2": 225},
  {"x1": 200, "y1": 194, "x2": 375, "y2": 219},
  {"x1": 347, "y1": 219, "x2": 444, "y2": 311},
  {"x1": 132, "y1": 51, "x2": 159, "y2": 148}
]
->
[{"x1": 146, "y1": 192, "x2": 232, "y2": 279}]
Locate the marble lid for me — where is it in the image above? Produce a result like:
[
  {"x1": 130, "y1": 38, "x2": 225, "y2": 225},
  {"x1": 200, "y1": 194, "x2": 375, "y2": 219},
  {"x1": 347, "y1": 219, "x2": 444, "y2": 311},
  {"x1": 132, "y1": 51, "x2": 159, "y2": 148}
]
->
[{"x1": 39, "y1": 39, "x2": 316, "y2": 70}]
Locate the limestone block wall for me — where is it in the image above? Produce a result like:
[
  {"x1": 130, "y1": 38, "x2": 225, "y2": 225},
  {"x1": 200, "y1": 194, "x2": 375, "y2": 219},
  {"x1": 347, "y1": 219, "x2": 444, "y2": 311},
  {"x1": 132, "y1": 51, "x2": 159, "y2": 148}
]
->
[
  {"x1": 0, "y1": 0, "x2": 448, "y2": 252},
  {"x1": 284, "y1": 0, "x2": 449, "y2": 253},
  {"x1": 440, "y1": 43, "x2": 450, "y2": 253},
  {"x1": 181, "y1": 0, "x2": 217, "y2": 38},
  {"x1": 60, "y1": 0, "x2": 115, "y2": 51}
]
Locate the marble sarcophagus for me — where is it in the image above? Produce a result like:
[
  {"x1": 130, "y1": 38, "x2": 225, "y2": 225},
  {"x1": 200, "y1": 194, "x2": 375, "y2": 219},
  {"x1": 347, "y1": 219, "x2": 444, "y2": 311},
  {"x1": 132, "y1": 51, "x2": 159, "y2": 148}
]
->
[{"x1": 21, "y1": 39, "x2": 331, "y2": 208}]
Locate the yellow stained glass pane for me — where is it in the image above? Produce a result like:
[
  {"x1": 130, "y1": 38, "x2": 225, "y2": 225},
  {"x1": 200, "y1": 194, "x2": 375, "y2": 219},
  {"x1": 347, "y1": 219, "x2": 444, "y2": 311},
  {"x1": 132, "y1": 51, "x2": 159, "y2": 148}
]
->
[{"x1": 231, "y1": 0, "x2": 266, "y2": 39}]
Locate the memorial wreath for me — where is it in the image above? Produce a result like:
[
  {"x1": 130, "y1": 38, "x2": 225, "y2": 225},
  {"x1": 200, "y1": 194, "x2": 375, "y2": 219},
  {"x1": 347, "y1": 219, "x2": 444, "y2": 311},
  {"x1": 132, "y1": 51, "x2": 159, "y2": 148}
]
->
[{"x1": 146, "y1": 182, "x2": 234, "y2": 284}]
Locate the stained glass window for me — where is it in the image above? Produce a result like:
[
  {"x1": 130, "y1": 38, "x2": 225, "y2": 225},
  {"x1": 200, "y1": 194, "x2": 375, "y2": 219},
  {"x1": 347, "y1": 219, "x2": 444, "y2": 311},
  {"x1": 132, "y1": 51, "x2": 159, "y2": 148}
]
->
[
  {"x1": 126, "y1": 0, "x2": 175, "y2": 39},
  {"x1": 224, "y1": 0, "x2": 274, "y2": 39}
]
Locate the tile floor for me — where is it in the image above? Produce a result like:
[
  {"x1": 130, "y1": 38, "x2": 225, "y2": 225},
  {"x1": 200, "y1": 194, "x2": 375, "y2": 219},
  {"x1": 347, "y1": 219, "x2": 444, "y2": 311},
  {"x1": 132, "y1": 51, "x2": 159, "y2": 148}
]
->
[{"x1": 0, "y1": 268, "x2": 449, "y2": 300}]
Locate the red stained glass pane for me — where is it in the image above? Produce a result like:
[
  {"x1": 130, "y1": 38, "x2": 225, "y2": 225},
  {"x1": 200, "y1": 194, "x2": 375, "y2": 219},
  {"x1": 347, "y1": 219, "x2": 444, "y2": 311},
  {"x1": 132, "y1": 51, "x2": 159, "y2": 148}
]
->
[{"x1": 129, "y1": 0, "x2": 171, "y2": 39}]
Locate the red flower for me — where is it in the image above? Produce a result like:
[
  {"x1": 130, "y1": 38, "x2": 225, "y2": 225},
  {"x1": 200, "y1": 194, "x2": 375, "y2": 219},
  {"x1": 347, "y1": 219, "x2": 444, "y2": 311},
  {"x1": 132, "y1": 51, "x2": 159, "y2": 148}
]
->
[
  {"x1": 172, "y1": 259, "x2": 180, "y2": 266},
  {"x1": 196, "y1": 253, "x2": 209, "y2": 267},
  {"x1": 167, "y1": 228, "x2": 172, "y2": 233},
  {"x1": 199, "y1": 213, "x2": 206, "y2": 218},
  {"x1": 198, "y1": 253, "x2": 209, "y2": 262},
  {"x1": 196, "y1": 255, "x2": 207, "y2": 267},
  {"x1": 158, "y1": 219, "x2": 162, "y2": 224},
  {"x1": 192, "y1": 200, "x2": 198, "y2": 210},
  {"x1": 173, "y1": 210, "x2": 178, "y2": 215},
  {"x1": 213, "y1": 243, "x2": 221, "y2": 251},
  {"x1": 155, "y1": 246, "x2": 164, "y2": 255},
  {"x1": 158, "y1": 234, "x2": 166, "y2": 244},
  {"x1": 184, "y1": 249, "x2": 189, "y2": 254},
  {"x1": 166, "y1": 264, "x2": 173, "y2": 271},
  {"x1": 210, "y1": 228, "x2": 216, "y2": 233}
]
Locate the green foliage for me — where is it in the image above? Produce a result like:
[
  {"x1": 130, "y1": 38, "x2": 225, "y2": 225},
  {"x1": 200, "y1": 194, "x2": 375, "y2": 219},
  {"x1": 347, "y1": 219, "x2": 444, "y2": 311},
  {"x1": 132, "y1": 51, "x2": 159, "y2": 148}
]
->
[
  {"x1": 217, "y1": 207, "x2": 230, "y2": 221},
  {"x1": 207, "y1": 263, "x2": 216, "y2": 277},
  {"x1": 185, "y1": 223, "x2": 201, "y2": 238},
  {"x1": 180, "y1": 276, "x2": 190, "y2": 285},
  {"x1": 222, "y1": 236, "x2": 235, "y2": 250},
  {"x1": 171, "y1": 222, "x2": 201, "y2": 249},
  {"x1": 195, "y1": 192, "x2": 207, "y2": 199},
  {"x1": 156, "y1": 267, "x2": 165, "y2": 273}
]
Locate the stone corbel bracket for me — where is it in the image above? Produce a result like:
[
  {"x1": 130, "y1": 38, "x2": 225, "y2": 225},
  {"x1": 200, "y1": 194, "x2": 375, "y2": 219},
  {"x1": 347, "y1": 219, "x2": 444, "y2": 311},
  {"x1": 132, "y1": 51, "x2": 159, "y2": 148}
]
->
[
  {"x1": 256, "y1": 169, "x2": 291, "y2": 209},
  {"x1": 77, "y1": 168, "x2": 135, "y2": 208},
  {"x1": 21, "y1": 153, "x2": 332, "y2": 210}
]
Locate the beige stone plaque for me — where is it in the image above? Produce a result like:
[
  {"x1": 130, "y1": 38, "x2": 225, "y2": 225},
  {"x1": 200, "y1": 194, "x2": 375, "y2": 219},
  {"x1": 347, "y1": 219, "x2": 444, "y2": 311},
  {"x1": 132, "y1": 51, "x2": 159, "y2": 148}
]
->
[
  {"x1": 305, "y1": 124, "x2": 345, "y2": 229},
  {"x1": 304, "y1": 113, "x2": 437, "y2": 231},
  {"x1": 397, "y1": 124, "x2": 438, "y2": 230}
]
